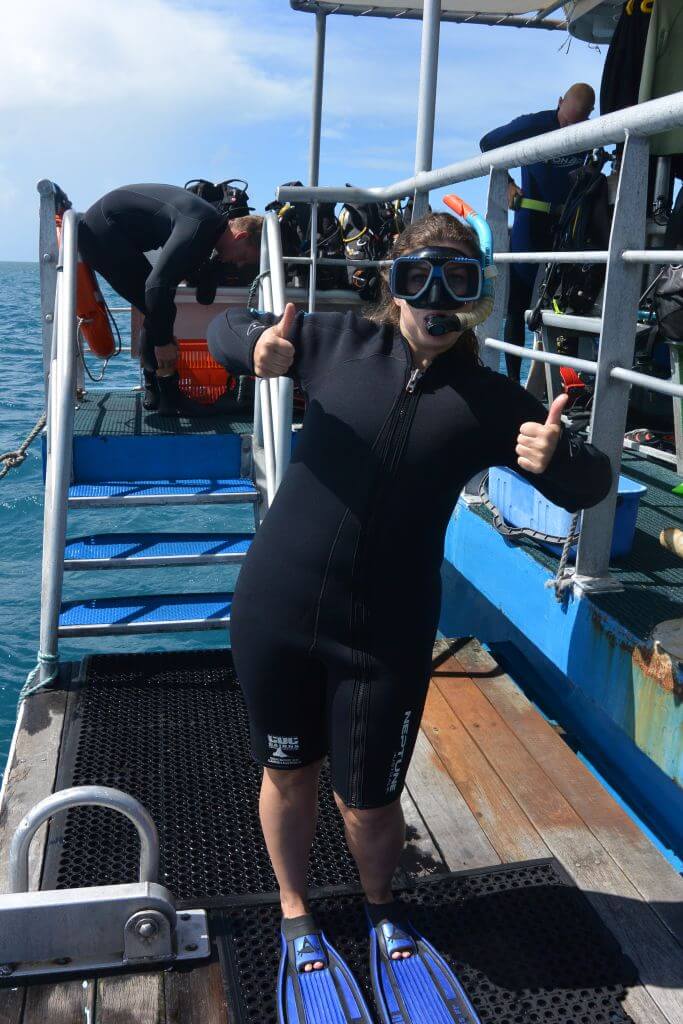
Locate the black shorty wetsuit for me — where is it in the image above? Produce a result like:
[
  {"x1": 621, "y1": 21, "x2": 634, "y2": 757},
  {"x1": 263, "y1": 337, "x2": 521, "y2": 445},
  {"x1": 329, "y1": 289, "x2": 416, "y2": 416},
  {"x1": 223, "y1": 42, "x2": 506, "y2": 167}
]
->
[
  {"x1": 79, "y1": 184, "x2": 227, "y2": 369},
  {"x1": 208, "y1": 309, "x2": 611, "y2": 808}
]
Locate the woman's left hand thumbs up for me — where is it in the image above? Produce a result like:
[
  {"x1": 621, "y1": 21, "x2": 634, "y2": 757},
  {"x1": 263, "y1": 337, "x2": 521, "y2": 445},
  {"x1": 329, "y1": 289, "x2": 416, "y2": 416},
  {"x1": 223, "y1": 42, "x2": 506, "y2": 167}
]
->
[{"x1": 516, "y1": 394, "x2": 568, "y2": 475}]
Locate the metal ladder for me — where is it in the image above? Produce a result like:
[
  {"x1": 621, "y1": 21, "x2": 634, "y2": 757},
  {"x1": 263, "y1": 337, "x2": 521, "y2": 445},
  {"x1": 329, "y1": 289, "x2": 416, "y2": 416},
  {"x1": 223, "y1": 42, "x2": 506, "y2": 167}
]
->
[{"x1": 33, "y1": 191, "x2": 294, "y2": 681}]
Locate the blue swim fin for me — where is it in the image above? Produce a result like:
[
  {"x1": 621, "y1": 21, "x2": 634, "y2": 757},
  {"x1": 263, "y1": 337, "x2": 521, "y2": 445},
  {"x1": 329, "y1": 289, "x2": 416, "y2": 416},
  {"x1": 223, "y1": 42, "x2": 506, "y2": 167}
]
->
[
  {"x1": 278, "y1": 914, "x2": 373, "y2": 1024},
  {"x1": 366, "y1": 901, "x2": 481, "y2": 1024}
]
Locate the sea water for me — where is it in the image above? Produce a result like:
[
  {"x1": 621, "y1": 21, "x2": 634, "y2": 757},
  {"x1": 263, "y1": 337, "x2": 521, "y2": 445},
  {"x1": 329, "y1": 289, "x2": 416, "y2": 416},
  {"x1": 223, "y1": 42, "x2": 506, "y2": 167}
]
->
[{"x1": 0, "y1": 262, "x2": 250, "y2": 771}]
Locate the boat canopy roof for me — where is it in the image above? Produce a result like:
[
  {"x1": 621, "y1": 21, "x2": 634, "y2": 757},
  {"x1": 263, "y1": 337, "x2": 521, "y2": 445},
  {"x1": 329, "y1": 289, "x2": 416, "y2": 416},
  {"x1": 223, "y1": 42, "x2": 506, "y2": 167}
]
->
[{"x1": 290, "y1": 0, "x2": 565, "y2": 31}]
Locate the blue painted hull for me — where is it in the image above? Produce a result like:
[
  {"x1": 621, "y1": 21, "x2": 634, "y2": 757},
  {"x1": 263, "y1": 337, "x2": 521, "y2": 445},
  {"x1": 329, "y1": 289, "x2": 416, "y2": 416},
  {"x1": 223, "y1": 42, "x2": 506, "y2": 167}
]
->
[{"x1": 439, "y1": 499, "x2": 683, "y2": 859}]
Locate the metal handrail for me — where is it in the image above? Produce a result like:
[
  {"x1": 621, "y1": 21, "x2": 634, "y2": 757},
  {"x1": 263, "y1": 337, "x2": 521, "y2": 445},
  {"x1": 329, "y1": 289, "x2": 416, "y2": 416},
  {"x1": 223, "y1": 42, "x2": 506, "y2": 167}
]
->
[
  {"x1": 495, "y1": 251, "x2": 608, "y2": 264},
  {"x1": 486, "y1": 339, "x2": 683, "y2": 401},
  {"x1": 254, "y1": 213, "x2": 295, "y2": 502},
  {"x1": 266, "y1": 216, "x2": 294, "y2": 489},
  {"x1": 486, "y1": 339, "x2": 599, "y2": 375},
  {"x1": 530, "y1": 310, "x2": 603, "y2": 334},
  {"x1": 9, "y1": 786, "x2": 159, "y2": 893},
  {"x1": 37, "y1": 209, "x2": 79, "y2": 685},
  {"x1": 279, "y1": 91, "x2": 683, "y2": 205},
  {"x1": 257, "y1": 227, "x2": 278, "y2": 503}
]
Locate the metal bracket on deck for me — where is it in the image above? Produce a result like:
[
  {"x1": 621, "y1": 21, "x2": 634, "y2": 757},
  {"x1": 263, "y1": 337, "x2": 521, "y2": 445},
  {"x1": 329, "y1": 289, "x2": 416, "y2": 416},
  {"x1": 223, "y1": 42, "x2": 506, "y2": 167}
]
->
[
  {"x1": 0, "y1": 786, "x2": 210, "y2": 979},
  {"x1": 572, "y1": 573, "x2": 624, "y2": 595}
]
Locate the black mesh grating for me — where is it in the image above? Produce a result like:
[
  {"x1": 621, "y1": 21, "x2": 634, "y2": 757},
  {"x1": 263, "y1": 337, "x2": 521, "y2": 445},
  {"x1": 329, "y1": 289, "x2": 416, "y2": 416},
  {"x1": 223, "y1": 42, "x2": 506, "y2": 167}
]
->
[
  {"x1": 216, "y1": 862, "x2": 637, "y2": 1024},
  {"x1": 42, "y1": 650, "x2": 359, "y2": 903}
]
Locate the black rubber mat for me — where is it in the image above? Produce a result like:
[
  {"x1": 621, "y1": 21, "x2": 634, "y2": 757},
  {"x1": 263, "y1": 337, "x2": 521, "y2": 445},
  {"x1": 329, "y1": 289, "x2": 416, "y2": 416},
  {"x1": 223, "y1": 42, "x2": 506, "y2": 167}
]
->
[
  {"x1": 42, "y1": 650, "x2": 359, "y2": 904},
  {"x1": 73, "y1": 390, "x2": 252, "y2": 436},
  {"x1": 216, "y1": 861, "x2": 637, "y2": 1024}
]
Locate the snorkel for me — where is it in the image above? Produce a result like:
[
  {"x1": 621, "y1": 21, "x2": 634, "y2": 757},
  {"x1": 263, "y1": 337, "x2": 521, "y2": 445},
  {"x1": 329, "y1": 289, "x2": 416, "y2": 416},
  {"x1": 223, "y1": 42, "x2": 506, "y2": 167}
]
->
[{"x1": 423, "y1": 195, "x2": 496, "y2": 337}]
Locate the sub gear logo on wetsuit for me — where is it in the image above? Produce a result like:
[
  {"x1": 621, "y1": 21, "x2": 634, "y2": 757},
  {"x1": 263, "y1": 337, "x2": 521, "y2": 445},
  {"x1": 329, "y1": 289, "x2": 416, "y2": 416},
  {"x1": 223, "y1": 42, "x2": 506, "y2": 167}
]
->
[
  {"x1": 386, "y1": 711, "x2": 412, "y2": 794},
  {"x1": 267, "y1": 734, "x2": 301, "y2": 767}
]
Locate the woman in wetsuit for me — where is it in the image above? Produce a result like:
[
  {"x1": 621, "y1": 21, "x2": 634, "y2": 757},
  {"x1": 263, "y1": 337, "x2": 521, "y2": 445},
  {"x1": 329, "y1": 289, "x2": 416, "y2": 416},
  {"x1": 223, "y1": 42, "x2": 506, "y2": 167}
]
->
[{"x1": 207, "y1": 212, "x2": 611, "y2": 1019}]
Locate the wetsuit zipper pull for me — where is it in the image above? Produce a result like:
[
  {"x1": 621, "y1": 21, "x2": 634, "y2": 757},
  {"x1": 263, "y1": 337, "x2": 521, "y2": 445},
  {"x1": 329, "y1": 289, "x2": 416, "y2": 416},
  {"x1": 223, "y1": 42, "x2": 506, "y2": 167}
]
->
[{"x1": 406, "y1": 368, "x2": 424, "y2": 394}]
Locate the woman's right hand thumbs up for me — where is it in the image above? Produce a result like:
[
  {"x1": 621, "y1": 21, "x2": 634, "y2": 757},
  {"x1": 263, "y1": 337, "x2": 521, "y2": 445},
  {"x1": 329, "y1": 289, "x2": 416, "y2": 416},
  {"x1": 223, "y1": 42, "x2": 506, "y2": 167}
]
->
[{"x1": 253, "y1": 303, "x2": 297, "y2": 378}]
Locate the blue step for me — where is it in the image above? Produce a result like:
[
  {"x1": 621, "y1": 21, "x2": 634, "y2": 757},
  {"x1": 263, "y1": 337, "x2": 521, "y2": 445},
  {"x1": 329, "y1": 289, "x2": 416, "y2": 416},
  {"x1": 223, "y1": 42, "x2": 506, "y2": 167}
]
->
[
  {"x1": 67, "y1": 478, "x2": 258, "y2": 508},
  {"x1": 58, "y1": 593, "x2": 232, "y2": 636},
  {"x1": 64, "y1": 533, "x2": 253, "y2": 569}
]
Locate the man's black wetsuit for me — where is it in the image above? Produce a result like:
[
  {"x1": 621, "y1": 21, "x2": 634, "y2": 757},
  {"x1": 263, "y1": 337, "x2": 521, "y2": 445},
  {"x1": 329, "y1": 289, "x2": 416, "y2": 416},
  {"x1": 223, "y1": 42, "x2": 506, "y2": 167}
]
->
[
  {"x1": 79, "y1": 184, "x2": 227, "y2": 370},
  {"x1": 480, "y1": 113, "x2": 586, "y2": 381},
  {"x1": 208, "y1": 309, "x2": 611, "y2": 808}
]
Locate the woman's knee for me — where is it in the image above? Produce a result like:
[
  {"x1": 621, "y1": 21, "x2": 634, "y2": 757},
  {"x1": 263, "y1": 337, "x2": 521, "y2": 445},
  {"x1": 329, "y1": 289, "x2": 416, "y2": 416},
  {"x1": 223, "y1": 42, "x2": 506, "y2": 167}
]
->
[
  {"x1": 263, "y1": 759, "x2": 323, "y2": 796},
  {"x1": 334, "y1": 793, "x2": 403, "y2": 830}
]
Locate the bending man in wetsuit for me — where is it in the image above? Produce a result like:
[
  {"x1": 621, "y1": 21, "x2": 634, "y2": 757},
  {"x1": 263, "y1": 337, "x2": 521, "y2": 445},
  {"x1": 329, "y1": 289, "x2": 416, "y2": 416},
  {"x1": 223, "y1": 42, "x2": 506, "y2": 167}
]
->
[
  {"x1": 480, "y1": 84, "x2": 595, "y2": 382},
  {"x1": 207, "y1": 210, "x2": 611, "y2": 1023},
  {"x1": 79, "y1": 183, "x2": 262, "y2": 414}
]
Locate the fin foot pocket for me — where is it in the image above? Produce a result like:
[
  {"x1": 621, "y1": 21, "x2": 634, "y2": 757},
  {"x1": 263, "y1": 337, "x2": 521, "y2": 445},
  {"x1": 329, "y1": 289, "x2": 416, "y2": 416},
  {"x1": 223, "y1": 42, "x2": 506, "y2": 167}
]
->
[
  {"x1": 278, "y1": 914, "x2": 373, "y2": 1024},
  {"x1": 366, "y1": 901, "x2": 481, "y2": 1024}
]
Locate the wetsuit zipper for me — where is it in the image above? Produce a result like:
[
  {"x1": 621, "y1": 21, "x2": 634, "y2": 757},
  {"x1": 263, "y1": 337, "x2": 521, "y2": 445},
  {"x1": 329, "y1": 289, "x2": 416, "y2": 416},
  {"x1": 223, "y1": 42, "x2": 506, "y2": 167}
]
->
[{"x1": 348, "y1": 356, "x2": 427, "y2": 805}]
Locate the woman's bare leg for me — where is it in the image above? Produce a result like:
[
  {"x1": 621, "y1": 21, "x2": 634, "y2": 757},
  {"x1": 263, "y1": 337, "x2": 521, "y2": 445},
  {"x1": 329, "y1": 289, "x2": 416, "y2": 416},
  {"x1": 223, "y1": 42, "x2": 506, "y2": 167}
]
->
[
  {"x1": 260, "y1": 760, "x2": 325, "y2": 970},
  {"x1": 335, "y1": 795, "x2": 411, "y2": 959},
  {"x1": 334, "y1": 794, "x2": 405, "y2": 905}
]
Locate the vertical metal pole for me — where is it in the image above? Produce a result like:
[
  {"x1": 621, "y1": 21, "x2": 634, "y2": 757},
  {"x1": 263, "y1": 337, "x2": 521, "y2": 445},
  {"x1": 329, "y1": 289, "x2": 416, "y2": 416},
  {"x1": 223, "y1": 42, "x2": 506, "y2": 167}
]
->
[
  {"x1": 575, "y1": 132, "x2": 650, "y2": 586},
  {"x1": 253, "y1": 232, "x2": 271, "y2": 448},
  {"x1": 257, "y1": 226, "x2": 277, "y2": 503},
  {"x1": 669, "y1": 341, "x2": 683, "y2": 475},
  {"x1": 37, "y1": 180, "x2": 59, "y2": 399},
  {"x1": 309, "y1": 204, "x2": 319, "y2": 315},
  {"x1": 480, "y1": 168, "x2": 509, "y2": 371},
  {"x1": 266, "y1": 214, "x2": 294, "y2": 490},
  {"x1": 38, "y1": 209, "x2": 78, "y2": 683},
  {"x1": 466, "y1": 170, "x2": 508, "y2": 499},
  {"x1": 307, "y1": 12, "x2": 326, "y2": 314},
  {"x1": 309, "y1": 13, "x2": 325, "y2": 192},
  {"x1": 411, "y1": 0, "x2": 441, "y2": 221}
]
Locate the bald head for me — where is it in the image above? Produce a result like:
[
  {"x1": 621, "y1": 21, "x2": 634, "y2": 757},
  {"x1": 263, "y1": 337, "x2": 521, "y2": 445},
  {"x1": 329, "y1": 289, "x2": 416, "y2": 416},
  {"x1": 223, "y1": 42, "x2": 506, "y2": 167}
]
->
[{"x1": 558, "y1": 83, "x2": 595, "y2": 128}]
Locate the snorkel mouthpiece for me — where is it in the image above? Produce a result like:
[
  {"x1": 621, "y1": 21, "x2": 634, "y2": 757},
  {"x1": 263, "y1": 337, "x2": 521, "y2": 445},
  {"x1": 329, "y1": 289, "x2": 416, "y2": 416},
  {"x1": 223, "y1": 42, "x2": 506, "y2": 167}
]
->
[{"x1": 425, "y1": 315, "x2": 461, "y2": 337}]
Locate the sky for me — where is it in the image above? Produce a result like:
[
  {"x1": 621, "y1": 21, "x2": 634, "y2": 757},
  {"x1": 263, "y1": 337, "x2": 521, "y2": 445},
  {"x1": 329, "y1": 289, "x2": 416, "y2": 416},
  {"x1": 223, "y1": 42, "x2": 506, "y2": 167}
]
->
[{"x1": 0, "y1": 0, "x2": 607, "y2": 261}]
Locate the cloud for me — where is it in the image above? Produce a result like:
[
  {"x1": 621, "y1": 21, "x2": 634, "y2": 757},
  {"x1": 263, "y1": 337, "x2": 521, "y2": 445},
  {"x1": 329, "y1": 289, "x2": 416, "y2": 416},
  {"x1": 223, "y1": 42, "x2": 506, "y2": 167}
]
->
[
  {"x1": 0, "y1": 0, "x2": 309, "y2": 120},
  {"x1": 0, "y1": 2, "x2": 608, "y2": 259}
]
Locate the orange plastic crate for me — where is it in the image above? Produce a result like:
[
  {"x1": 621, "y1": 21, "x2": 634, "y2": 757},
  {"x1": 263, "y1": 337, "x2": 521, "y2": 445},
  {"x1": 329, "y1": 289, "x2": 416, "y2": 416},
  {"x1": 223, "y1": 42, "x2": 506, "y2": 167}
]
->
[{"x1": 176, "y1": 339, "x2": 237, "y2": 405}]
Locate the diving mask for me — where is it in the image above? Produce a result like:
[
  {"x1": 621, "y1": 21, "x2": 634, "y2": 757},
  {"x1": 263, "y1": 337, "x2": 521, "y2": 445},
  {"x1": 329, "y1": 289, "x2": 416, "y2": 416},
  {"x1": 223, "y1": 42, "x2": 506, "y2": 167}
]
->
[{"x1": 389, "y1": 248, "x2": 483, "y2": 310}]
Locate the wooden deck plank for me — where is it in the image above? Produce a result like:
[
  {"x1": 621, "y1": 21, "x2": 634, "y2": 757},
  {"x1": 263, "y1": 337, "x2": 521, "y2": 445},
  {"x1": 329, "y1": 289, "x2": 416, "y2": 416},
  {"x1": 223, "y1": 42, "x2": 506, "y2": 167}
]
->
[
  {"x1": 453, "y1": 640, "x2": 683, "y2": 945},
  {"x1": 420, "y1": 685, "x2": 551, "y2": 862},
  {"x1": 23, "y1": 979, "x2": 95, "y2": 1023},
  {"x1": 622, "y1": 985, "x2": 678, "y2": 1024},
  {"x1": 0, "y1": 990, "x2": 24, "y2": 1024},
  {"x1": 0, "y1": 689, "x2": 68, "y2": 892},
  {"x1": 433, "y1": 664, "x2": 683, "y2": 1024},
  {"x1": 165, "y1": 962, "x2": 230, "y2": 1024},
  {"x1": 0, "y1": 688, "x2": 69, "y2": 1024},
  {"x1": 400, "y1": 784, "x2": 449, "y2": 878},
  {"x1": 406, "y1": 730, "x2": 500, "y2": 871},
  {"x1": 96, "y1": 973, "x2": 165, "y2": 1024}
]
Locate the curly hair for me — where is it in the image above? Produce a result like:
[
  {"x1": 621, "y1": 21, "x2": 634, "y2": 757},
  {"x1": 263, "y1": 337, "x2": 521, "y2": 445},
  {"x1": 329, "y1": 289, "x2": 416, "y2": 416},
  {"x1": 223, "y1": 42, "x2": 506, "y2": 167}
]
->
[{"x1": 365, "y1": 212, "x2": 482, "y2": 367}]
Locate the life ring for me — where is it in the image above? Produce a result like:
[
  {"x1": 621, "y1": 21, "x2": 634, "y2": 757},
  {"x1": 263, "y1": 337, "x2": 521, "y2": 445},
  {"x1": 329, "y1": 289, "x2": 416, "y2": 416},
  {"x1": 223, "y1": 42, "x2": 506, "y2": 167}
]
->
[{"x1": 55, "y1": 214, "x2": 116, "y2": 359}]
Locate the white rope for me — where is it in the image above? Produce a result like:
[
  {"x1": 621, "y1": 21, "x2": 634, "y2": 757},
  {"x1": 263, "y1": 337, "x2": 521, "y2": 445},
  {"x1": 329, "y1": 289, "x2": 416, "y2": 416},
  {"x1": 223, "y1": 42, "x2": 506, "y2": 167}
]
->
[{"x1": 19, "y1": 652, "x2": 60, "y2": 703}]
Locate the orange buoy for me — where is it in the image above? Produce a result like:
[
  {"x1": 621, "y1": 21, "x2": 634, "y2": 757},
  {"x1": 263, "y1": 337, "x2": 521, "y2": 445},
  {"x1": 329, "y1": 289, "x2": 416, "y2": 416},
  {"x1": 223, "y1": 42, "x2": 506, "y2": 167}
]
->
[{"x1": 56, "y1": 214, "x2": 117, "y2": 359}]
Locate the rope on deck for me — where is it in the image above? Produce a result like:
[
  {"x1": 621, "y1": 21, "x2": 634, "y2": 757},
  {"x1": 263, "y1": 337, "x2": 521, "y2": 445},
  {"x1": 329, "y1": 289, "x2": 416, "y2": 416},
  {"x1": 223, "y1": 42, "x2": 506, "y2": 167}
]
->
[
  {"x1": 0, "y1": 413, "x2": 46, "y2": 479},
  {"x1": 545, "y1": 510, "x2": 581, "y2": 603},
  {"x1": 19, "y1": 652, "x2": 59, "y2": 703}
]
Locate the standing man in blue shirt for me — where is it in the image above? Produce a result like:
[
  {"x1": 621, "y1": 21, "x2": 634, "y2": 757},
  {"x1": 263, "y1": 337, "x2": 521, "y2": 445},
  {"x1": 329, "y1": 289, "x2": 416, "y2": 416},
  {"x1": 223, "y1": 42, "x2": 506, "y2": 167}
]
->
[{"x1": 480, "y1": 84, "x2": 595, "y2": 381}]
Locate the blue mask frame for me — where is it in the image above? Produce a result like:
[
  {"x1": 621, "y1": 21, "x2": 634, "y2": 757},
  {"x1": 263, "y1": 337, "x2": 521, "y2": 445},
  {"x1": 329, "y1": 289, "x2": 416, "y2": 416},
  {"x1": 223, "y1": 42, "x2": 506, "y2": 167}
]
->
[{"x1": 389, "y1": 248, "x2": 484, "y2": 310}]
